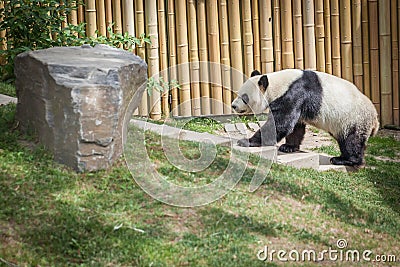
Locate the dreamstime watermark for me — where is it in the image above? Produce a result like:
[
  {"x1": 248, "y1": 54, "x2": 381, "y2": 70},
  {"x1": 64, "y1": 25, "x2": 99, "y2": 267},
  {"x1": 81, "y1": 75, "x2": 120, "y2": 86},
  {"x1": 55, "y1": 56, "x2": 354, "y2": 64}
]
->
[
  {"x1": 257, "y1": 239, "x2": 398, "y2": 263},
  {"x1": 123, "y1": 62, "x2": 277, "y2": 207}
]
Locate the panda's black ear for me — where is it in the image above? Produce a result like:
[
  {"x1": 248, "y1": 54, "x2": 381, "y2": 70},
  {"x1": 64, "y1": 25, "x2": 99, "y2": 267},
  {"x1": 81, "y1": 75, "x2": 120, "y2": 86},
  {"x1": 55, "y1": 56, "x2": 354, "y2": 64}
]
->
[
  {"x1": 258, "y1": 75, "x2": 269, "y2": 92},
  {"x1": 251, "y1": 70, "x2": 261, "y2": 77}
]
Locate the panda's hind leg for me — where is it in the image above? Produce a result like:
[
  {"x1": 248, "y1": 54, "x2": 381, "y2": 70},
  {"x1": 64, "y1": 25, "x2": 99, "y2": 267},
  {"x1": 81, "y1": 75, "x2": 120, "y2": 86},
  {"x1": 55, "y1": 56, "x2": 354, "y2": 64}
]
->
[
  {"x1": 278, "y1": 123, "x2": 306, "y2": 153},
  {"x1": 330, "y1": 127, "x2": 367, "y2": 167}
]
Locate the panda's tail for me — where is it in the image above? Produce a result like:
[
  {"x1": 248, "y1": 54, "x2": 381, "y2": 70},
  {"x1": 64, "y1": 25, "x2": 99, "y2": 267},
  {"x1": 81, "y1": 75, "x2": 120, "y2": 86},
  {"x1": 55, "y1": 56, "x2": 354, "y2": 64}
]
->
[{"x1": 370, "y1": 117, "x2": 380, "y2": 137}]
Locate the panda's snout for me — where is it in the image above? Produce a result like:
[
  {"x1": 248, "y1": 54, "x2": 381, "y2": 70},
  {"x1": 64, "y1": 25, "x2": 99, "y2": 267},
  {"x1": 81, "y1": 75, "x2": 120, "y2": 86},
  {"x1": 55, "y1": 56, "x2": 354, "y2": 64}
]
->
[{"x1": 231, "y1": 103, "x2": 238, "y2": 111}]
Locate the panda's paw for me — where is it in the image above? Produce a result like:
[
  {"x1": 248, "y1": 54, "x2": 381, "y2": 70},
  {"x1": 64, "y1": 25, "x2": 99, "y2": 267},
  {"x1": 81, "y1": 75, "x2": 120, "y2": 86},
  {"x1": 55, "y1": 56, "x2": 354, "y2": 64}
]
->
[
  {"x1": 278, "y1": 144, "x2": 299, "y2": 153},
  {"x1": 237, "y1": 139, "x2": 251, "y2": 147},
  {"x1": 330, "y1": 156, "x2": 364, "y2": 167}
]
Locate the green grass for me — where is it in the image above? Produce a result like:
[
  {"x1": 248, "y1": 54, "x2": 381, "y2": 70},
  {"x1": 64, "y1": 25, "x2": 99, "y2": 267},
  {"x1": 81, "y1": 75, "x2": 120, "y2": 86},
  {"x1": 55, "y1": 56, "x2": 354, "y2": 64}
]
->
[
  {"x1": 1, "y1": 104, "x2": 400, "y2": 266},
  {"x1": 0, "y1": 82, "x2": 16, "y2": 97}
]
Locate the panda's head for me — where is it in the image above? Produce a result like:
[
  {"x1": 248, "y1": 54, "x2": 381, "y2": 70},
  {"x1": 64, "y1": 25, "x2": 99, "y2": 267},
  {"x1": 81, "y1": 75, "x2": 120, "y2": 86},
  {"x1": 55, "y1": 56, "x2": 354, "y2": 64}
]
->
[{"x1": 231, "y1": 70, "x2": 269, "y2": 114}]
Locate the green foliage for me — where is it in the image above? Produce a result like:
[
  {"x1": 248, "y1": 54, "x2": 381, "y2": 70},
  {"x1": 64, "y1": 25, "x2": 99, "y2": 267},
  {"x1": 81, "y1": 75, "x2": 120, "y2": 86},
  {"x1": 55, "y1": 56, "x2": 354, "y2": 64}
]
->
[
  {"x1": 0, "y1": 0, "x2": 150, "y2": 82},
  {"x1": 146, "y1": 77, "x2": 180, "y2": 96},
  {"x1": 0, "y1": 81, "x2": 16, "y2": 96}
]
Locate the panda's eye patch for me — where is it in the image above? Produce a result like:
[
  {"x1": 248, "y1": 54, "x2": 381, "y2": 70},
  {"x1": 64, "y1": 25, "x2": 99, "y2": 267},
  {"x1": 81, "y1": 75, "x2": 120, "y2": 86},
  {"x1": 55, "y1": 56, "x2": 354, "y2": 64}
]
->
[{"x1": 241, "y1": 94, "x2": 249, "y2": 105}]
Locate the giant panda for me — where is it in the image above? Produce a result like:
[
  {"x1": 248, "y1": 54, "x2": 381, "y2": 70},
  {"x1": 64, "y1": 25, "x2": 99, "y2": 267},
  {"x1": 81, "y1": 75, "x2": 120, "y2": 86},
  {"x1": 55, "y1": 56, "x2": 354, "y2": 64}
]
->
[{"x1": 231, "y1": 69, "x2": 380, "y2": 167}]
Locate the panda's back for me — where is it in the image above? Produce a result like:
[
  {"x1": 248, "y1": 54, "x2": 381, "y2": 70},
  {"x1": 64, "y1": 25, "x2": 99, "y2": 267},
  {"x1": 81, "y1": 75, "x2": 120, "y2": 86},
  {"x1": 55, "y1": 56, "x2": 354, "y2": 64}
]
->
[{"x1": 310, "y1": 71, "x2": 377, "y2": 137}]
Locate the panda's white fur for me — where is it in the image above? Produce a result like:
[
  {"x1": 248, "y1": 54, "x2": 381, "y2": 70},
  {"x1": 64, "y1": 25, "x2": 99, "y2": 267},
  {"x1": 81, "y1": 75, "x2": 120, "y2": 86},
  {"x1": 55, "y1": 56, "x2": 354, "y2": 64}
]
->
[
  {"x1": 231, "y1": 69, "x2": 379, "y2": 167},
  {"x1": 309, "y1": 71, "x2": 378, "y2": 139}
]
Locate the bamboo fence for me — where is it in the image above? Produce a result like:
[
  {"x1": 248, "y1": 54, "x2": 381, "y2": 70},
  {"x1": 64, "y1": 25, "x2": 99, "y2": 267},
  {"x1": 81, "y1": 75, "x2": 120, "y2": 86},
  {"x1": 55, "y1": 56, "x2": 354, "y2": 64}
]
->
[
  {"x1": 1, "y1": 0, "x2": 400, "y2": 126},
  {"x1": 303, "y1": 0, "x2": 316, "y2": 70},
  {"x1": 292, "y1": 0, "x2": 304, "y2": 69},
  {"x1": 331, "y1": 0, "x2": 341, "y2": 76}
]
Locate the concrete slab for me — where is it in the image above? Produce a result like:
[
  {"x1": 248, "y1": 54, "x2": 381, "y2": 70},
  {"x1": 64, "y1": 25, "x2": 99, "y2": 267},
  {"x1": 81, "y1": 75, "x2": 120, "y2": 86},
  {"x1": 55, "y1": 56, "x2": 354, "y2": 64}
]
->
[
  {"x1": 130, "y1": 119, "x2": 181, "y2": 137},
  {"x1": 130, "y1": 119, "x2": 232, "y2": 146},
  {"x1": 277, "y1": 151, "x2": 320, "y2": 170},
  {"x1": 178, "y1": 131, "x2": 232, "y2": 146},
  {"x1": 224, "y1": 123, "x2": 238, "y2": 133},
  {"x1": 0, "y1": 94, "x2": 17, "y2": 105},
  {"x1": 235, "y1": 123, "x2": 248, "y2": 135},
  {"x1": 248, "y1": 122, "x2": 260, "y2": 132},
  {"x1": 258, "y1": 121, "x2": 267, "y2": 127},
  {"x1": 232, "y1": 145, "x2": 277, "y2": 161}
]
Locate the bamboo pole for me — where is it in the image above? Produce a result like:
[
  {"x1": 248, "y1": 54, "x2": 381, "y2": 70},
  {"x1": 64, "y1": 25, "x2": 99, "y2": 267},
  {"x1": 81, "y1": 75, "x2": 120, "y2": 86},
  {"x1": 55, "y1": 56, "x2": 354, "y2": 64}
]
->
[
  {"x1": 398, "y1": 2, "x2": 400, "y2": 125},
  {"x1": 219, "y1": 0, "x2": 231, "y2": 114},
  {"x1": 228, "y1": 0, "x2": 243, "y2": 97},
  {"x1": 323, "y1": 0, "x2": 332, "y2": 73},
  {"x1": 352, "y1": 0, "x2": 363, "y2": 90},
  {"x1": 68, "y1": 0, "x2": 78, "y2": 26},
  {"x1": 331, "y1": 0, "x2": 341, "y2": 76},
  {"x1": 135, "y1": 0, "x2": 148, "y2": 116},
  {"x1": 85, "y1": 0, "x2": 97, "y2": 37},
  {"x1": 361, "y1": 0, "x2": 371, "y2": 98},
  {"x1": 167, "y1": 0, "x2": 179, "y2": 116},
  {"x1": 315, "y1": 0, "x2": 325, "y2": 72},
  {"x1": 379, "y1": 0, "x2": 392, "y2": 125},
  {"x1": 242, "y1": 0, "x2": 254, "y2": 76},
  {"x1": 392, "y1": 0, "x2": 399, "y2": 125},
  {"x1": 175, "y1": 0, "x2": 192, "y2": 116},
  {"x1": 112, "y1": 0, "x2": 122, "y2": 34},
  {"x1": 369, "y1": 0, "x2": 380, "y2": 116},
  {"x1": 340, "y1": 0, "x2": 353, "y2": 82},
  {"x1": 280, "y1": 0, "x2": 294, "y2": 69},
  {"x1": 0, "y1": 1, "x2": 5, "y2": 65},
  {"x1": 197, "y1": 0, "x2": 211, "y2": 115},
  {"x1": 252, "y1": 0, "x2": 261, "y2": 71},
  {"x1": 158, "y1": 0, "x2": 170, "y2": 117},
  {"x1": 188, "y1": 0, "x2": 201, "y2": 116},
  {"x1": 146, "y1": 0, "x2": 161, "y2": 119},
  {"x1": 122, "y1": 0, "x2": 135, "y2": 38},
  {"x1": 78, "y1": 2, "x2": 85, "y2": 24},
  {"x1": 396, "y1": 0, "x2": 400, "y2": 124},
  {"x1": 273, "y1": 0, "x2": 282, "y2": 70},
  {"x1": 303, "y1": 0, "x2": 316, "y2": 70},
  {"x1": 96, "y1": 0, "x2": 106, "y2": 36},
  {"x1": 105, "y1": 0, "x2": 112, "y2": 34},
  {"x1": 260, "y1": 0, "x2": 274, "y2": 73},
  {"x1": 292, "y1": 0, "x2": 304, "y2": 69},
  {"x1": 207, "y1": 0, "x2": 223, "y2": 114}
]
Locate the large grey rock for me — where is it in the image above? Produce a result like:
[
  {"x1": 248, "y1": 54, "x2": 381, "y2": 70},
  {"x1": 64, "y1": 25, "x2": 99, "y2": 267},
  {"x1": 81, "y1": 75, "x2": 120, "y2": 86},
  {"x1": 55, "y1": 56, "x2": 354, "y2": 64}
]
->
[{"x1": 15, "y1": 45, "x2": 147, "y2": 172}]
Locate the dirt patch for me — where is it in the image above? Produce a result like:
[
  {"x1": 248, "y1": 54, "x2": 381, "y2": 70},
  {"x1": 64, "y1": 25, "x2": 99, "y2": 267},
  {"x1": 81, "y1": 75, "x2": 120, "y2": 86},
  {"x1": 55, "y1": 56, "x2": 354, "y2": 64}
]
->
[{"x1": 376, "y1": 128, "x2": 400, "y2": 141}]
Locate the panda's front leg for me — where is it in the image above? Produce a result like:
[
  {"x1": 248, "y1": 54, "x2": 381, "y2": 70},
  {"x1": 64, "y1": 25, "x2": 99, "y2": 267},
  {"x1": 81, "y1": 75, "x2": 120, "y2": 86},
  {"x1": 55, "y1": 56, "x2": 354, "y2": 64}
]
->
[
  {"x1": 278, "y1": 123, "x2": 306, "y2": 153},
  {"x1": 237, "y1": 116, "x2": 278, "y2": 147},
  {"x1": 237, "y1": 130, "x2": 262, "y2": 147}
]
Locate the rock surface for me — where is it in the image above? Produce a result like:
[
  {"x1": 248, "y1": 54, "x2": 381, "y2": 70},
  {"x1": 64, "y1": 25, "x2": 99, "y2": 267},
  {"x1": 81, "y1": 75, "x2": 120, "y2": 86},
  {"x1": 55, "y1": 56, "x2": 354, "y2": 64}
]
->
[{"x1": 15, "y1": 45, "x2": 147, "y2": 172}]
